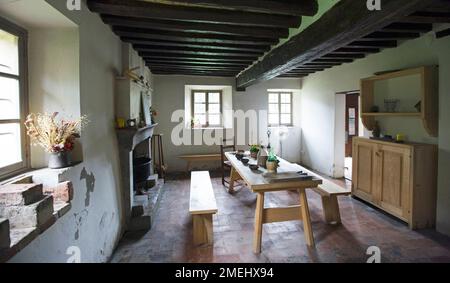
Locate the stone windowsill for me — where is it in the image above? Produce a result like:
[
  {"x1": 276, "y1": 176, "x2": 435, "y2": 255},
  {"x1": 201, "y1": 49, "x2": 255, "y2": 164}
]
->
[{"x1": 0, "y1": 165, "x2": 78, "y2": 262}]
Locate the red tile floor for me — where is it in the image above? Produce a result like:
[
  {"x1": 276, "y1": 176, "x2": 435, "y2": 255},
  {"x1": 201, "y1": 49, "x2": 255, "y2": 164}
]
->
[{"x1": 110, "y1": 173, "x2": 450, "y2": 263}]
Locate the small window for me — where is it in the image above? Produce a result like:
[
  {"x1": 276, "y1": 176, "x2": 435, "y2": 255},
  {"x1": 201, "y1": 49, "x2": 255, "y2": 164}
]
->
[
  {"x1": 192, "y1": 90, "x2": 222, "y2": 128},
  {"x1": 0, "y1": 18, "x2": 28, "y2": 179},
  {"x1": 268, "y1": 92, "x2": 293, "y2": 127}
]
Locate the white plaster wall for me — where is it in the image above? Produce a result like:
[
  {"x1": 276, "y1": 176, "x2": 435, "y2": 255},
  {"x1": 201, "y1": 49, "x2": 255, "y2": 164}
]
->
[
  {"x1": 152, "y1": 76, "x2": 301, "y2": 172},
  {"x1": 6, "y1": 0, "x2": 126, "y2": 262},
  {"x1": 28, "y1": 28, "x2": 80, "y2": 168},
  {"x1": 299, "y1": 32, "x2": 450, "y2": 236}
]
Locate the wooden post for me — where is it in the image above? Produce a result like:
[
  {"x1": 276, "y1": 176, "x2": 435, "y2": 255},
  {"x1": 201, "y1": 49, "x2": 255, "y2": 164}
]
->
[{"x1": 253, "y1": 192, "x2": 265, "y2": 254}]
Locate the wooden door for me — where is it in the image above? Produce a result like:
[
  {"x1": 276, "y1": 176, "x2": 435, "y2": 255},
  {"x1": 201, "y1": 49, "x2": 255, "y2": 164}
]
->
[
  {"x1": 352, "y1": 139, "x2": 376, "y2": 202},
  {"x1": 345, "y1": 94, "x2": 359, "y2": 157},
  {"x1": 375, "y1": 144, "x2": 411, "y2": 221}
]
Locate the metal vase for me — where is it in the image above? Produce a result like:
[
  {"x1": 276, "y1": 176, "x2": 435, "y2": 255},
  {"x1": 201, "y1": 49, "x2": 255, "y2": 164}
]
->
[{"x1": 48, "y1": 151, "x2": 71, "y2": 169}]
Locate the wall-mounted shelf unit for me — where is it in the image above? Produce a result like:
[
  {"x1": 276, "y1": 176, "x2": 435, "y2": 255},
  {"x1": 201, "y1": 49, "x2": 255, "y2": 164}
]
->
[{"x1": 360, "y1": 66, "x2": 439, "y2": 137}]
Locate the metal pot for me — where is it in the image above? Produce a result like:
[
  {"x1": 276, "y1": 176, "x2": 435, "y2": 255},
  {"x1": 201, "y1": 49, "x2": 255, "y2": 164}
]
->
[
  {"x1": 48, "y1": 151, "x2": 71, "y2": 169},
  {"x1": 133, "y1": 157, "x2": 152, "y2": 184}
]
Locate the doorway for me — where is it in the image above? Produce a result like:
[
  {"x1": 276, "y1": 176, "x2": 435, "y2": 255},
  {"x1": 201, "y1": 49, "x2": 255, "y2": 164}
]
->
[
  {"x1": 334, "y1": 91, "x2": 360, "y2": 181},
  {"x1": 344, "y1": 92, "x2": 360, "y2": 180}
]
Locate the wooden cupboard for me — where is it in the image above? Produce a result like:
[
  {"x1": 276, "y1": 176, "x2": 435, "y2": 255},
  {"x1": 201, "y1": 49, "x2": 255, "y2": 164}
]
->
[{"x1": 352, "y1": 137, "x2": 437, "y2": 229}]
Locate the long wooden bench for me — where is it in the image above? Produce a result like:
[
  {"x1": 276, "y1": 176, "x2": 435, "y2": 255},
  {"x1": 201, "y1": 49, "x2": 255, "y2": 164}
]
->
[
  {"x1": 189, "y1": 171, "x2": 218, "y2": 246},
  {"x1": 312, "y1": 180, "x2": 351, "y2": 224},
  {"x1": 179, "y1": 154, "x2": 222, "y2": 172}
]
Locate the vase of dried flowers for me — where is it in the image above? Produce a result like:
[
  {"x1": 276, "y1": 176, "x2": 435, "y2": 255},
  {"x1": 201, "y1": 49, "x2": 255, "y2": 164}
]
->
[{"x1": 25, "y1": 112, "x2": 88, "y2": 169}]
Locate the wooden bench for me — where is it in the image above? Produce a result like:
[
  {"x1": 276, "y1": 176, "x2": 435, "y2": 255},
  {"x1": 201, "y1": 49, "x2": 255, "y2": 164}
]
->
[
  {"x1": 189, "y1": 171, "x2": 218, "y2": 246},
  {"x1": 312, "y1": 180, "x2": 351, "y2": 224},
  {"x1": 179, "y1": 154, "x2": 222, "y2": 172}
]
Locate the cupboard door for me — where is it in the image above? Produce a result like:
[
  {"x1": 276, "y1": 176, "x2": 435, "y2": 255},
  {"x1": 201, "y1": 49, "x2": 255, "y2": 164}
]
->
[
  {"x1": 377, "y1": 145, "x2": 411, "y2": 220},
  {"x1": 352, "y1": 140, "x2": 377, "y2": 202}
]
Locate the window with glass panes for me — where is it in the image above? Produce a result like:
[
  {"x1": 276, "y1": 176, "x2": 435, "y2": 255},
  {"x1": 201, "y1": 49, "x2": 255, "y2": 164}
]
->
[
  {"x1": 0, "y1": 18, "x2": 28, "y2": 179},
  {"x1": 192, "y1": 91, "x2": 222, "y2": 128},
  {"x1": 268, "y1": 92, "x2": 293, "y2": 127}
]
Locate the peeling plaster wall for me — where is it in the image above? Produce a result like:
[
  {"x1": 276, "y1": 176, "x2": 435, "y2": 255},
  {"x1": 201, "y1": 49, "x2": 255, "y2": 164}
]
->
[{"x1": 7, "y1": 0, "x2": 126, "y2": 262}]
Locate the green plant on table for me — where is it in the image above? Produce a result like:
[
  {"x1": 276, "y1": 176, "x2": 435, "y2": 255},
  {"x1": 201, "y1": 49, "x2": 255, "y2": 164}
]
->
[
  {"x1": 267, "y1": 149, "x2": 278, "y2": 162},
  {"x1": 250, "y1": 144, "x2": 260, "y2": 153}
]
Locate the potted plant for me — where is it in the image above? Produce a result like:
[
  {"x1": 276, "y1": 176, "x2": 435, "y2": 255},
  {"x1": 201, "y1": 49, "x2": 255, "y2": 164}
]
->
[
  {"x1": 266, "y1": 150, "x2": 278, "y2": 173},
  {"x1": 25, "y1": 112, "x2": 88, "y2": 169},
  {"x1": 249, "y1": 144, "x2": 260, "y2": 159}
]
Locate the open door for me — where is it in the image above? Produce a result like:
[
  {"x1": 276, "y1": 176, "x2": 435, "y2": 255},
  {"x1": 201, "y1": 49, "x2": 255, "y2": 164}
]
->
[{"x1": 345, "y1": 93, "x2": 359, "y2": 157}]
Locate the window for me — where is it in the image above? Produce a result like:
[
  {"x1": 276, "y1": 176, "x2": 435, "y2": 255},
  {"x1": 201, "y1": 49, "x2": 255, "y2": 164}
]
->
[
  {"x1": 192, "y1": 90, "x2": 222, "y2": 128},
  {"x1": 0, "y1": 18, "x2": 28, "y2": 179},
  {"x1": 268, "y1": 92, "x2": 293, "y2": 127}
]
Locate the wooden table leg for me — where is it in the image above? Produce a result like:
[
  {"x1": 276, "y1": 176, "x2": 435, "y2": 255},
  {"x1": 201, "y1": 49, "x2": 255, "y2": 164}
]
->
[
  {"x1": 299, "y1": 189, "x2": 315, "y2": 247},
  {"x1": 253, "y1": 192, "x2": 265, "y2": 254},
  {"x1": 228, "y1": 166, "x2": 239, "y2": 194}
]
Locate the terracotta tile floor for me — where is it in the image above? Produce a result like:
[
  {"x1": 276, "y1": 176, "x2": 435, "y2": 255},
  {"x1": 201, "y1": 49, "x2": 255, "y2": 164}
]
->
[{"x1": 110, "y1": 174, "x2": 450, "y2": 263}]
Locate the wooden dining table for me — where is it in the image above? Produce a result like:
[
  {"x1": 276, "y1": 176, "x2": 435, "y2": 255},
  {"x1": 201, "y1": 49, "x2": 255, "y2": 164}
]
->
[{"x1": 225, "y1": 152, "x2": 323, "y2": 253}]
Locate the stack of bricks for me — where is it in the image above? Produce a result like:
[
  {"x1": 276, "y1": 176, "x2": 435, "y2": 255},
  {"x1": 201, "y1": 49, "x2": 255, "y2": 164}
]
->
[
  {"x1": 0, "y1": 183, "x2": 54, "y2": 232},
  {"x1": 0, "y1": 181, "x2": 73, "y2": 260}
]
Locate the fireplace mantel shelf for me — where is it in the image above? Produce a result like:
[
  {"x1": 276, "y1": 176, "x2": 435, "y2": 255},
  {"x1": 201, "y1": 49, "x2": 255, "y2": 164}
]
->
[{"x1": 116, "y1": 124, "x2": 158, "y2": 151}]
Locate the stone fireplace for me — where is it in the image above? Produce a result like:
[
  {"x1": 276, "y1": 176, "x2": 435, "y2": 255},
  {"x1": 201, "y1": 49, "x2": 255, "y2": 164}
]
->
[{"x1": 116, "y1": 124, "x2": 163, "y2": 231}]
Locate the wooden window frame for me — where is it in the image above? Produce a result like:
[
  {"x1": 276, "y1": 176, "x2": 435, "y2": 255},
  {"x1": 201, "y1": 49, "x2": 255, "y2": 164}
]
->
[
  {"x1": 268, "y1": 92, "x2": 293, "y2": 127},
  {"x1": 0, "y1": 17, "x2": 29, "y2": 180},
  {"x1": 191, "y1": 90, "x2": 223, "y2": 128}
]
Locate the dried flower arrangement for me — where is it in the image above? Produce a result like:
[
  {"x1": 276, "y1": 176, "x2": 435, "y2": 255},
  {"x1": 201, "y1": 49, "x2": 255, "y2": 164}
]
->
[{"x1": 25, "y1": 112, "x2": 88, "y2": 153}]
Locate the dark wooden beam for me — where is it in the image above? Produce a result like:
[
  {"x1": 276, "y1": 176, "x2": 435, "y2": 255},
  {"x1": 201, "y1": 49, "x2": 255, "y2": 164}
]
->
[
  {"x1": 123, "y1": 37, "x2": 269, "y2": 52},
  {"x1": 145, "y1": 60, "x2": 250, "y2": 67},
  {"x1": 154, "y1": 70, "x2": 236, "y2": 78},
  {"x1": 142, "y1": 0, "x2": 318, "y2": 17},
  {"x1": 382, "y1": 22, "x2": 433, "y2": 33},
  {"x1": 236, "y1": 0, "x2": 436, "y2": 89},
  {"x1": 134, "y1": 45, "x2": 263, "y2": 57},
  {"x1": 436, "y1": 28, "x2": 450, "y2": 38},
  {"x1": 114, "y1": 27, "x2": 277, "y2": 46},
  {"x1": 332, "y1": 47, "x2": 380, "y2": 54},
  {"x1": 103, "y1": 15, "x2": 288, "y2": 39},
  {"x1": 347, "y1": 40, "x2": 398, "y2": 48},
  {"x1": 87, "y1": 0, "x2": 302, "y2": 28},
  {"x1": 405, "y1": 11, "x2": 450, "y2": 23},
  {"x1": 141, "y1": 53, "x2": 257, "y2": 62},
  {"x1": 147, "y1": 64, "x2": 243, "y2": 71},
  {"x1": 313, "y1": 58, "x2": 354, "y2": 63},
  {"x1": 361, "y1": 31, "x2": 420, "y2": 40},
  {"x1": 323, "y1": 53, "x2": 366, "y2": 59},
  {"x1": 139, "y1": 46, "x2": 263, "y2": 57}
]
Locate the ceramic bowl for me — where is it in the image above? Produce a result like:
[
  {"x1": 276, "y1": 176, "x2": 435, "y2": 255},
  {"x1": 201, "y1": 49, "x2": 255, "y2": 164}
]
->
[
  {"x1": 241, "y1": 158, "x2": 250, "y2": 165},
  {"x1": 249, "y1": 164, "x2": 259, "y2": 171}
]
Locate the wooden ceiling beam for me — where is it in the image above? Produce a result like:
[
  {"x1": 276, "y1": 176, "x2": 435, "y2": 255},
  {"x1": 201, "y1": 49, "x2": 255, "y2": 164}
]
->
[
  {"x1": 382, "y1": 22, "x2": 433, "y2": 33},
  {"x1": 136, "y1": 46, "x2": 262, "y2": 57},
  {"x1": 87, "y1": 0, "x2": 302, "y2": 28},
  {"x1": 236, "y1": 0, "x2": 436, "y2": 89},
  {"x1": 122, "y1": 37, "x2": 270, "y2": 52},
  {"x1": 436, "y1": 28, "x2": 450, "y2": 38},
  {"x1": 145, "y1": 60, "x2": 250, "y2": 67},
  {"x1": 348, "y1": 40, "x2": 398, "y2": 48},
  {"x1": 361, "y1": 31, "x2": 421, "y2": 40},
  {"x1": 405, "y1": 11, "x2": 450, "y2": 23},
  {"x1": 141, "y1": 54, "x2": 257, "y2": 62},
  {"x1": 332, "y1": 47, "x2": 380, "y2": 54},
  {"x1": 133, "y1": 44, "x2": 265, "y2": 56},
  {"x1": 323, "y1": 53, "x2": 366, "y2": 59},
  {"x1": 103, "y1": 15, "x2": 288, "y2": 39},
  {"x1": 313, "y1": 58, "x2": 354, "y2": 63},
  {"x1": 140, "y1": 0, "x2": 318, "y2": 17},
  {"x1": 147, "y1": 65, "x2": 243, "y2": 71},
  {"x1": 114, "y1": 27, "x2": 277, "y2": 46}
]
